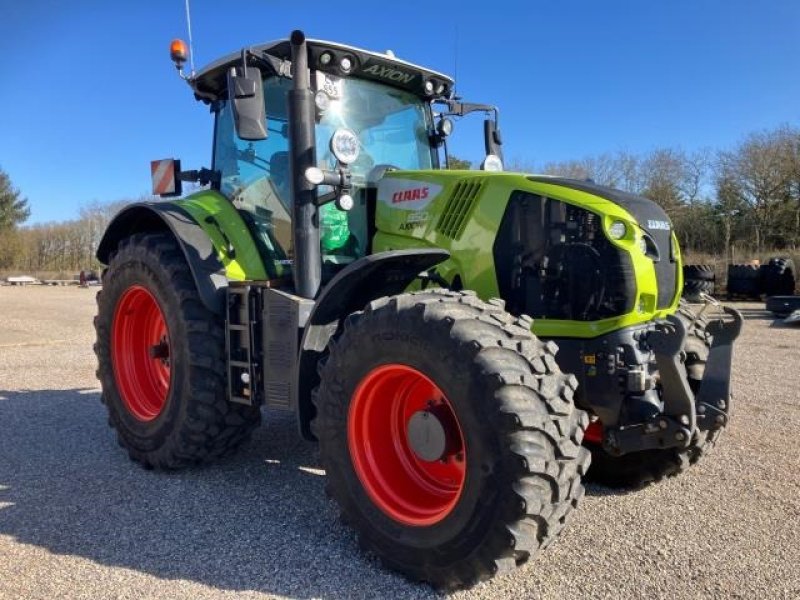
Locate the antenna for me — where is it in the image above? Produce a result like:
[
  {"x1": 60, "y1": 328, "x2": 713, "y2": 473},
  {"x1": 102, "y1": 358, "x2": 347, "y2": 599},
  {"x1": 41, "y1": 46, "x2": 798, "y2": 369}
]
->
[
  {"x1": 184, "y1": 0, "x2": 196, "y2": 76},
  {"x1": 452, "y1": 24, "x2": 459, "y2": 98}
]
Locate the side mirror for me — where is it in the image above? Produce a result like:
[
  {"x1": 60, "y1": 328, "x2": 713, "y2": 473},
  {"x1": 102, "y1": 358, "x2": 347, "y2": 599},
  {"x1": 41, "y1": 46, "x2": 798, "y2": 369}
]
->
[
  {"x1": 227, "y1": 66, "x2": 267, "y2": 141},
  {"x1": 483, "y1": 118, "x2": 503, "y2": 162}
]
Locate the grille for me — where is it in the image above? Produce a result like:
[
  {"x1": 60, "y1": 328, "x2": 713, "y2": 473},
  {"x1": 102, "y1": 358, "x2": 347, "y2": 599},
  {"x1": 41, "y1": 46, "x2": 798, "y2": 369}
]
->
[{"x1": 435, "y1": 180, "x2": 484, "y2": 240}]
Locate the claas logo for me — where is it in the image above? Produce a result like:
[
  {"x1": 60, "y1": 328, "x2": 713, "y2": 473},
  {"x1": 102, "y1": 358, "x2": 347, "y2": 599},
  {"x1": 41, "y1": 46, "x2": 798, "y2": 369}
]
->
[{"x1": 392, "y1": 187, "x2": 429, "y2": 204}]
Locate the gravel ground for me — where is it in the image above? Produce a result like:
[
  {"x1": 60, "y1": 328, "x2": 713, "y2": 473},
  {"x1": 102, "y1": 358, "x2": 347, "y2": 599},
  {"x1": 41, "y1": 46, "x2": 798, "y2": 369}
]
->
[{"x1": 0, "y1": 286, "x2": 798, "y2": 600}]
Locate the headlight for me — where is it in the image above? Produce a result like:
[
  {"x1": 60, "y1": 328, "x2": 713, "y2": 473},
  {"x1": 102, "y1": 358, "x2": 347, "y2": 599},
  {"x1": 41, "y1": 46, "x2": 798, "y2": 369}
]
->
[
  {"x1": 608, "y1": 220, "x2": 627, "y2": 240},
  {"x1": 330, "y1": 128, "x2": 360, "y2": 164},
  {"x1": 482, "y1": 154, "x2": 503, "y2": 172}
]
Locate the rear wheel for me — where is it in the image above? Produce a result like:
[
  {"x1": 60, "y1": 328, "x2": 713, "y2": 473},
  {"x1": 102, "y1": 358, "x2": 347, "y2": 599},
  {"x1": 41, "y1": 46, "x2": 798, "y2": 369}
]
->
[
  {"x1": 313, "y1": 290, "x2": 590, "y2": 589},
  {"x1": 585, "y1": 301, "x2": 723, "y2": 488},
  {"x1": 94, "y1": 233, "x2": 260, "y2": 469}
]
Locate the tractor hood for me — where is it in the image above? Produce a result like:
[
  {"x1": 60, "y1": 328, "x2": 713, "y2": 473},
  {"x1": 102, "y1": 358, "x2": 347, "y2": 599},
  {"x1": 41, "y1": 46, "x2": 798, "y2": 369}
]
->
[
  {"x1": 526, "y1": 176, "x2": 678, "y2": 309},
  {"x1": 372, "y1": 169, "x2": 682, "y2": 335}
]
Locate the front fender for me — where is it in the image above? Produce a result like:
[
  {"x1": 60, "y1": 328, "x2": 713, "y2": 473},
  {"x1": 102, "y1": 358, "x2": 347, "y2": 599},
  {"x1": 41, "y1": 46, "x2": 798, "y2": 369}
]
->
[{"x1": 295, "y1": 248, "x2": 450, "y2": 439}]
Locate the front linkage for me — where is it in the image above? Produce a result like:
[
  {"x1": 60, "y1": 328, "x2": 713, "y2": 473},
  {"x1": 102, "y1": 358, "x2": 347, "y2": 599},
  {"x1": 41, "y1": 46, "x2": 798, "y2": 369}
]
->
[{"x1": 603, "y1": 300, "x2": 743, "y2": 457}]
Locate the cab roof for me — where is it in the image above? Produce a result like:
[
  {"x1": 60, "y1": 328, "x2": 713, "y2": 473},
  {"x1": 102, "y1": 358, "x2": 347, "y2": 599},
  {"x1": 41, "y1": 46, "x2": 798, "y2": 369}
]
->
[{"x1": 191, "y1": 38, "x2": 454, "y2": 103}]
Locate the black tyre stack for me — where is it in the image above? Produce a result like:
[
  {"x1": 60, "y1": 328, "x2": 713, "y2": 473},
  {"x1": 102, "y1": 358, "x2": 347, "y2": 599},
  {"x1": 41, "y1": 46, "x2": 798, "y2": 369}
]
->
[
  {"x1": 760, "y1": 257, "x2": 796, "y2": 297},
  {"x1": 682, "y1": 264, "x2": 715, "y2": 301},
  {"x1": 726, "y1": 264, "x2": 761, "y2": 299}
]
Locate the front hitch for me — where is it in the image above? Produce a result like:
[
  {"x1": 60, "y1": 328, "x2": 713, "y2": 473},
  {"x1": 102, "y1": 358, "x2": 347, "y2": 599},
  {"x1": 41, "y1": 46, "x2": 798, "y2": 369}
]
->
[
  {"x1": 603, "y1": 315, "x2": 695, "y2": 456},
  {"x1": 602, "y1": 302, "x2": 743, "y2": 456},
  {"x1": 694, "y1": 305, "x2": 744, "y2": 431}
]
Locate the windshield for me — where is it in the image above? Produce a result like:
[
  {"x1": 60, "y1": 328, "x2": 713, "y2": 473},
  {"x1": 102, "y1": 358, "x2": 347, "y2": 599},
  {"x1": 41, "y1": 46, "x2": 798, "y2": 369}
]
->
[
  {"x1": 314, "y1": 77, "x2": 435, "y2": 261},
  {"x1": 315, "y1": 77, "x2": 436, "y2": 179},
  {"x1": 213, "y1": 75, "x2": 436, "y2": 276}
]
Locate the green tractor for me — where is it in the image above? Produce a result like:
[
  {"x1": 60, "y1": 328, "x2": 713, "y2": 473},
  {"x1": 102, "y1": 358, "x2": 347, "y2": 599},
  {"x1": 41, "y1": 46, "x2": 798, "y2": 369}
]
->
[{"x1": 94, "y1": 31, "x2": 742, "y2": 589}]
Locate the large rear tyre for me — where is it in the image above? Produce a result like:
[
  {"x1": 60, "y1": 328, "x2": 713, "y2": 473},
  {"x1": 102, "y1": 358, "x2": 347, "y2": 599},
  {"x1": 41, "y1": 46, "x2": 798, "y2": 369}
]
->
[
  {"x1": 94, "y1": 233, "x2": 260, "y2": 469},
  {"x1": 313, "y1": 290, "x2": 590, "y2": 590},
  {"x1": 585, "y1": 301, "x2": 723, "y2": 488}
]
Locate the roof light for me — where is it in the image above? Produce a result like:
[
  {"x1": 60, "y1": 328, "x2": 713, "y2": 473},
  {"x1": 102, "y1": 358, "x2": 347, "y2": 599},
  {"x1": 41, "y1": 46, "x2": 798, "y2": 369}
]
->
[
  {"x1": 435, "y1": 82, "x2": 445, "y2": 95},
  {"x1": 340, "y1": 56, "x2": 353, "y2": 73},
  {"x1": 424, "y1": 80, "x2": 434, "y2": 95},
  {"x1": 319, "y1": 52, "x2": 333, "y2": 66},
  {"x1": 170, "y1": 39, "x2": 188, "y2": 66}
]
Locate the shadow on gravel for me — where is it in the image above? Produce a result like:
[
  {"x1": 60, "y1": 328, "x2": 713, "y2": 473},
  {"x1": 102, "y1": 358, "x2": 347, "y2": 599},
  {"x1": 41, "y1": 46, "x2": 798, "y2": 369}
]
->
[
  {"x1": 735, "y1": 307, "x2": 773, "y2": 321},
  {"x1": 0, "y1": 389, "x2": 431, "y2": 599}
]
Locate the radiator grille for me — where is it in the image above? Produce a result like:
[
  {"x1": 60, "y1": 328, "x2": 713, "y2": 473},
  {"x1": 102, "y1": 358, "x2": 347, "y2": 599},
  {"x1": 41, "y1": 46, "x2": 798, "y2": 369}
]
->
[{"x1": 435, "y1": 180, "x2": 484, "y2": 240}]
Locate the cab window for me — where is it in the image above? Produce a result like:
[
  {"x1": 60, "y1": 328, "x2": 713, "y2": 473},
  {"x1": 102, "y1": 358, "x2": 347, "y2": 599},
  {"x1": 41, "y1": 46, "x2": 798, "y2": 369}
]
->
[{"x1": 213, "y1": 77, "x2": 293, "y2": 277}]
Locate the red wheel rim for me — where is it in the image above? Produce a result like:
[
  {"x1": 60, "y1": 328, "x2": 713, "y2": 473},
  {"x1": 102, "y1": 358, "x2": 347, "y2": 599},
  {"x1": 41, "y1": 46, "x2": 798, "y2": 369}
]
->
[
  {"x1": 111, "y1": 285, "x2": 171, "y2": 421},
  {"x1": 584, "y1": 420, "x2": 603, "y2": 445},
  {"x1": 348, "y1": 364, "x2": 466, "y2": 526}
]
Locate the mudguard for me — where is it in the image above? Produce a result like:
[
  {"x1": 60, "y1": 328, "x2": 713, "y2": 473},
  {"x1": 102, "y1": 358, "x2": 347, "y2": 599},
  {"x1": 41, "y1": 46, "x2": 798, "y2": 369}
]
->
[
  {"x1": 295, "y1": 248, "x2": 450, "y2": 439},
  {"x1": 96, "y1": 202, "x2": 229, "y2": 315}
]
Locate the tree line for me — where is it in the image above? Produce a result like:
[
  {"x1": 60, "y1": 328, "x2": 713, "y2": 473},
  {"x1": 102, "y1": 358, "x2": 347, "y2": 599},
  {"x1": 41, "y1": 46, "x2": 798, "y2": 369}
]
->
[
  {"x1": 1, "y1": 123, "x2": 798, "y2": 275},
  {"x1": 0, "y1": 195, "x2": 132, "y2": 276}
]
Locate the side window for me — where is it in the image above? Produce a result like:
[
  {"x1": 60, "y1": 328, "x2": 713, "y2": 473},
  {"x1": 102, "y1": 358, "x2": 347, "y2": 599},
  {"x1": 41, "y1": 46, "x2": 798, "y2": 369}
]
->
[{"x1": 213, "y1": 76, "x2": 293, "y2": 272}]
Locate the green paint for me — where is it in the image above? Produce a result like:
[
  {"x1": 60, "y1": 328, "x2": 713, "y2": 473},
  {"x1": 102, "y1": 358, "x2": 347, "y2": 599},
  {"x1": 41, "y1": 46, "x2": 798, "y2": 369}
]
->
[{"x1": 176, "y1": 190, "x2": 268, "y2": 281}]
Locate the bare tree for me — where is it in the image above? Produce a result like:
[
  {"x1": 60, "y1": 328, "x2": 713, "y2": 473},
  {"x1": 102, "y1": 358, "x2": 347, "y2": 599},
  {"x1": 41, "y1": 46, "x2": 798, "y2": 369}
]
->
[{"x1": 718, "y1": 126, "x2": 800, "y2": 251}]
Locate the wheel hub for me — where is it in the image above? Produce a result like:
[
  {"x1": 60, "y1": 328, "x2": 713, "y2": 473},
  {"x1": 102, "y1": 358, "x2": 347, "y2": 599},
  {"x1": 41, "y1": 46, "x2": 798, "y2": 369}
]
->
[{"x1": 406, "y1": 409, "x2": 447, "y2": 462}]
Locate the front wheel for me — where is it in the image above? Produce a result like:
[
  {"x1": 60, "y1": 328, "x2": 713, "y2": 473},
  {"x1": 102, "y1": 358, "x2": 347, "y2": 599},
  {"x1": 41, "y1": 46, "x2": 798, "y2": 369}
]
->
[{"x1": 313, "y1": 290, "x2": 590, "y2": 590}]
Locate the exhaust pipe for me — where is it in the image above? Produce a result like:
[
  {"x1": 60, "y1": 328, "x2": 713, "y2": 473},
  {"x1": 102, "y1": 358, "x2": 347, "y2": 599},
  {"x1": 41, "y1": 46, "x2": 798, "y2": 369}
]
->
[{"x1": 288, "y1": 30, "x2": 321, "y2": 299}]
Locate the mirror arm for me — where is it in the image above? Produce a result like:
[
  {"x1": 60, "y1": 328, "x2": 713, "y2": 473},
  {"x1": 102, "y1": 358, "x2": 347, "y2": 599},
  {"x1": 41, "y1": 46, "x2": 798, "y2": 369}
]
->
[{"x1": 179, "y1": 168, "x2": 220, "y2": 187}]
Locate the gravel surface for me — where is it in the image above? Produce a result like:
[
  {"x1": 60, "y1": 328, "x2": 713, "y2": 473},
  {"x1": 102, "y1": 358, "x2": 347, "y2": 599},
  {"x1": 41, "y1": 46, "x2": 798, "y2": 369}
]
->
[{"x1": 1, "y1": 286, "x2": 798, "y2": 599}]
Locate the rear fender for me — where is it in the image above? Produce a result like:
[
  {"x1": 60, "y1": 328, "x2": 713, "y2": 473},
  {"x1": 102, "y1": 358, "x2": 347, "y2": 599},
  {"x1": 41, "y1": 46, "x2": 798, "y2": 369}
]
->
[{"x1": 97, "y1": 202, "x2": 229, "y2": 315}]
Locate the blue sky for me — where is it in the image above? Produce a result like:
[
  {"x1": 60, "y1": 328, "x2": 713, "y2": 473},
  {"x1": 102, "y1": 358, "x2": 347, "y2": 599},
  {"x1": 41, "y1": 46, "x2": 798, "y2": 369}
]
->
[{"x1": 1, "y1": 0, "x2": 798, "y2": 224}]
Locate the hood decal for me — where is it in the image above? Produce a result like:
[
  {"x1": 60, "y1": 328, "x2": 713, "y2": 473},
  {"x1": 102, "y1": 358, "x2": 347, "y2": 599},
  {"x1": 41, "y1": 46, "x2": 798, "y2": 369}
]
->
[{"x1": 377, "y1": 178, "x2": 442, "y2": 211}]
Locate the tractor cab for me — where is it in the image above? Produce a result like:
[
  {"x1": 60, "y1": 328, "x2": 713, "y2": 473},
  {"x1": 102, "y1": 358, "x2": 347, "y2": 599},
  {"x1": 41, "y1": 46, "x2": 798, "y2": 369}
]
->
[{"x1": 161, "y1": 33, "x2": 501, "y2": 292}]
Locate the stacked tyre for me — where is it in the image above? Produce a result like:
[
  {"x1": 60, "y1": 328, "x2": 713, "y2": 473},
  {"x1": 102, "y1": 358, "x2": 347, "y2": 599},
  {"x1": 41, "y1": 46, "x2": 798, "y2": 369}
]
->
[
  {"x1": 682, "y1": 264, "x2": 715, "y2": 301},
  {"x1": 760, "y1": 257, "x2": 796, "y2": 297},
  {"x1": 726, "y1": 264, "x2": 761, "y2": 299}
]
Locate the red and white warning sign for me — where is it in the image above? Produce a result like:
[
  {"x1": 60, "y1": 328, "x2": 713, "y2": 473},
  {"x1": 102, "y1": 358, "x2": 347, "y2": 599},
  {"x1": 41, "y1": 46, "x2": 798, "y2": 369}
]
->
[{"x1": 151, "y1": 159, "x2": 181, "y2": 196}]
